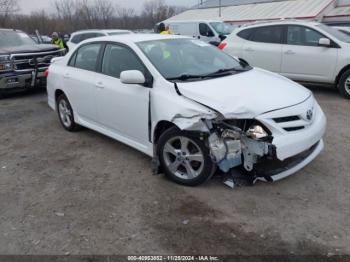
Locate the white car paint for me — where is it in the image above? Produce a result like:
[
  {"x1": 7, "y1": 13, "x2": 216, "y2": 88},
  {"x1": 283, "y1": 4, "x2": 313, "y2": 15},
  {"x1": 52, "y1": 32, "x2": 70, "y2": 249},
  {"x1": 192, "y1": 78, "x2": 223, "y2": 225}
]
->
[
  {"x1": 67, "y1": 29, "x2": 133, "y2": 50},
  {"x1": 47, "y1": 34, "x2": 326, "y2": 185},
  {"x1": 221, "y1": 21, "x2": 350, "y2": 94}
]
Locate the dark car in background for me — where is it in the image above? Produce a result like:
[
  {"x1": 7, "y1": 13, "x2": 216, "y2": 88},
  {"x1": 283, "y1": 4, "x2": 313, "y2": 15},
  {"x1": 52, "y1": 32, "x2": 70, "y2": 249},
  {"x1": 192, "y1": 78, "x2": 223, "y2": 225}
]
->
[{"x1": 0, "y1": 29, "x2": 64, "y2": 96}]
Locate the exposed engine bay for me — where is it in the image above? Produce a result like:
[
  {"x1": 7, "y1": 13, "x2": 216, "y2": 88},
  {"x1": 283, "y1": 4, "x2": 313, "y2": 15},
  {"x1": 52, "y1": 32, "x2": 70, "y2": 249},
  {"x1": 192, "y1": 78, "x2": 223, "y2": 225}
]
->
[{"x1": 164, "y1": 112, "x2": 277, "y2": 184}]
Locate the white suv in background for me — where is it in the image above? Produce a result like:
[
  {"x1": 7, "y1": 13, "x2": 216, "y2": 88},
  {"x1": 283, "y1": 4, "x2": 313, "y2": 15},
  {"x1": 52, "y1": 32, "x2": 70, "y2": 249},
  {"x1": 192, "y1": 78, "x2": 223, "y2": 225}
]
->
[
  {"x1": 67, "y1": 29, "x2": 133, "y2": 50},
  {"x1": 220, "y1": 20, "x2": 350, "y2": 98}
]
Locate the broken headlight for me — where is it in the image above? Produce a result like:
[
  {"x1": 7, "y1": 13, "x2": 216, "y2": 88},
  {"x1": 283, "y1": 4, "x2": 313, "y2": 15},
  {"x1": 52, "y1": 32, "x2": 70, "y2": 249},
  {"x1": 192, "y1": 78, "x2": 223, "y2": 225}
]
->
[{"x1": 246, "y1": 125, "x2": 268, "y2": 140}]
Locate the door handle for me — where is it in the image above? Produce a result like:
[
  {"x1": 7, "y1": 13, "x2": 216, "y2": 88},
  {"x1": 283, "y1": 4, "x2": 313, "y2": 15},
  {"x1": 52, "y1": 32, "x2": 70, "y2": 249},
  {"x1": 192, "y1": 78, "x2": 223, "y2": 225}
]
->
[
  {"x1": 285, "y1": 50, "x2": 296, "y2": 55},
  {"x1": 245, "y1": 47, "x2": 254, "y2": 52},
  {"x1": 95, "y1": 82, "x2": 104, "y2": 89}
]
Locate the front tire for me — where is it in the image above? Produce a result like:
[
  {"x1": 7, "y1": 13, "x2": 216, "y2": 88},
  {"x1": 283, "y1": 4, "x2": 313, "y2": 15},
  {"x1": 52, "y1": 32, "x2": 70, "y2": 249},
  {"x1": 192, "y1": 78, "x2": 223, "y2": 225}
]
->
[
  {"x1": 338, "y1": 69, "x2": 350, "y2": 99},
  {"x1": 56, "y1": 94, "x2": 80, "y2": 132},
  {"x1": 158, "y1": 127, "x2": 214, "y2": 186}
]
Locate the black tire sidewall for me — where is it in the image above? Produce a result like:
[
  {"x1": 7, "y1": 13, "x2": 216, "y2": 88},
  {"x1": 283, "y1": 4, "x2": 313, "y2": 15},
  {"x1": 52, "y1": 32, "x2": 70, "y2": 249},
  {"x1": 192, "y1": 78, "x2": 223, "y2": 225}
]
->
[
  {"x1": 338, "y1": 69, "x2": 350, "y2": 99},
  {"x1": 57, "y1": 94, "x2": 78, "y2": 132},
  {"x1": 157, "y1": 127, "x2": 214, "y2": 186}
]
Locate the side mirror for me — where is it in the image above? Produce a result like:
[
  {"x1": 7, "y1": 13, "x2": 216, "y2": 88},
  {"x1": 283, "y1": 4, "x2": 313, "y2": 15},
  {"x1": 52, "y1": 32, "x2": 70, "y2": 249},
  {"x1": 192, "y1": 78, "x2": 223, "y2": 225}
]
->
[
  {"x1": 219, "y1": 34, "x2": 227, "y2": 41},
  {"x1": 206, "y1": 31, "x2": 214, "y2": 37},
  {"x1": 319, "y1": 38, "x2": 331, "y2": 47},
  {"x1": 120, "y1": 70, "x2": 146, "y2": 85}
]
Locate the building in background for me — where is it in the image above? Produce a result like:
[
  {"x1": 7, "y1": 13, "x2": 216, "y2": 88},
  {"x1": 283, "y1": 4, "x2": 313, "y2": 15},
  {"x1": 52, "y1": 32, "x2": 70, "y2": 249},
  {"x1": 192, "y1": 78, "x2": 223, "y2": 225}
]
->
[{"x1": 164, "y1": 0, "x2": 350, "y2": 25}]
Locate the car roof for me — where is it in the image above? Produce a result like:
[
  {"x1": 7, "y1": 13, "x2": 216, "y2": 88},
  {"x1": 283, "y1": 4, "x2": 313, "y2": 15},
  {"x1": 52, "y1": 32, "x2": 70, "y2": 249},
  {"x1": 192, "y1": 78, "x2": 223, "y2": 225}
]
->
[
  {"x1": 237, "y1": 20, "x2": 321, "y2": 30},
  {"x1": 82, "y1": 33, "x2": 189, "y2": 45},
  {"x1": 71, "y1": 29, "x2": 132, "y2": 35},
  {"x1": 166, "y1": 20, "x2": 223, "y2": 23}
]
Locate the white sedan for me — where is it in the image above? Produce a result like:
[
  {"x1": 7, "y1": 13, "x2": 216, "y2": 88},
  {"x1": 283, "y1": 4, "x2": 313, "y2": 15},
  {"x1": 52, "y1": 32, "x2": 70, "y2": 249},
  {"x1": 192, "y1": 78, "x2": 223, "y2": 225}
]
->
[{"x1": 47, "y1": 34, "x2": 326, "y2": 186}]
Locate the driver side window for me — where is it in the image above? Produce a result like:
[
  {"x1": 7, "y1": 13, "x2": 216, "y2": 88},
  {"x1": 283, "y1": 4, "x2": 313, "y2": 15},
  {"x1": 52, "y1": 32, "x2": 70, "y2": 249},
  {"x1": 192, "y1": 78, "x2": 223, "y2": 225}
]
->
[
  {"x1": 102, "y1": 44, "x2": 146, "y2": 79},
  {"x1": 199, "y1": 23, "x2": 214, "y2": 37},
  {"x1": 287, "y1": 26, "x2": 324, "y2": 47}
]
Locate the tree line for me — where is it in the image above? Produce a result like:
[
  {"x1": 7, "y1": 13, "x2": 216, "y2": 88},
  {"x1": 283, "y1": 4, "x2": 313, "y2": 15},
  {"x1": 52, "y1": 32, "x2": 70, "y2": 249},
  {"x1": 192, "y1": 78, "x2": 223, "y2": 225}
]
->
[{"x1": 0, "y1": 0, "x2": 186, "y2": 35}]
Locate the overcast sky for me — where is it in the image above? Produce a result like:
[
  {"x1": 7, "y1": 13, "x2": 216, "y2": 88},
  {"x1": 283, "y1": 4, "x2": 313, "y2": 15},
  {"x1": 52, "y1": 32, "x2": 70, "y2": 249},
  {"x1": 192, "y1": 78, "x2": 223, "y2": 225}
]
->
[{"x1": 18, "y1": 0, "x2": 199, "y2": 14}]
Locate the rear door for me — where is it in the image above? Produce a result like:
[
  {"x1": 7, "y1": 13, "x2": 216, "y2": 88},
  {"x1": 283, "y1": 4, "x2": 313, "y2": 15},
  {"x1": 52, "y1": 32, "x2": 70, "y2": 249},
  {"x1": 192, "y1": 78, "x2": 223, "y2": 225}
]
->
[
  {"x1": 241, "y1": 25, "x2": 283, "y2": 73},
  {"x1": 63, "y1": 43, "x2": 103, "y2": 123},
  {"x1": 281, "y1": 25, "x2": 338, "y2": 83}
]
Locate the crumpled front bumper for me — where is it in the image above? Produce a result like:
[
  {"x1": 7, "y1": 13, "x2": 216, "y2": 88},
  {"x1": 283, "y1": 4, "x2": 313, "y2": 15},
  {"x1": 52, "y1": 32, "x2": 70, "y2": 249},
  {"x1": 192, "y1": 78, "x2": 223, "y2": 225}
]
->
[{"x1": 256, "y1": 139, "x2": 324, "y2": 182}]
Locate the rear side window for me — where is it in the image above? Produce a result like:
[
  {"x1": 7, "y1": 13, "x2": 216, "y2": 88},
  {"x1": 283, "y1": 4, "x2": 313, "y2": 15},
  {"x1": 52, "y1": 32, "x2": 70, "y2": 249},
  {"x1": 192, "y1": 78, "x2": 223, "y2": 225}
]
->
[
  {"x1": 74, "y1": 43, "x2": 101, "y2": 71},
  {"x1": 102, "y1": 44, "x2": 145, "y2": 79},
  {"x1": 237, "y1": 28, "x2": 254, "y2": 40},
  {"x1": 70, "y1": 33, "x2": 104, "y2": 44},
  {"x1": 251, "y1": 26, "x2": 283, "y2": 44},
  {"x1": 70, "y1": 34, "x2": 82, "y2": 44}
]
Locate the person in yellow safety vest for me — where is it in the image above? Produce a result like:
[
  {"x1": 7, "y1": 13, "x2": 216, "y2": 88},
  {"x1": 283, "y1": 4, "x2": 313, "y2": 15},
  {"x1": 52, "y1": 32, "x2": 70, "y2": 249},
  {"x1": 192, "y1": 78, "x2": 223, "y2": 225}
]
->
[
  {"x1": 51, "y1": 32, "x2": 65, "y2": 49},
  {"x1": 159, "y1": 23, "x2": 172, "y2": 35}
]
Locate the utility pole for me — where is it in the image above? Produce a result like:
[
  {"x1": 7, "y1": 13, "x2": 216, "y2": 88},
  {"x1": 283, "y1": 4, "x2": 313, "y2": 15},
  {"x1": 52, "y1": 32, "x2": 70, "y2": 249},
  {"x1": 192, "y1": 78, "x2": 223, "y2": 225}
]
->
[{"x1": 219, "y1": 0, "x2": 222, "y2": 17}]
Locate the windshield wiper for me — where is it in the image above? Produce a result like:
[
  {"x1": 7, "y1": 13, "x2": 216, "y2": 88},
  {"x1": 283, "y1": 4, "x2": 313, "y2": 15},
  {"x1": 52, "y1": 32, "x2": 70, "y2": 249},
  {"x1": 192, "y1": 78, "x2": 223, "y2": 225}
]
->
[
  {"x1": 167, "y1": 74, "x2": 204, "y2": 81},
  {"x1": 202, "y1": 68, "x2": 247, "y2": 78},
  {"x1": 167, "y1": 68, "x2": 249, "y2": 82}
]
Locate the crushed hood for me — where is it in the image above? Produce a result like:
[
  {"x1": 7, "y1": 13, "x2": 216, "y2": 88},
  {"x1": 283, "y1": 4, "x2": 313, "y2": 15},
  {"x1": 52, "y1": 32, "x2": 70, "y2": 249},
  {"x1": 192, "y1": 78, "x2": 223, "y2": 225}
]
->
[{"x1": 176, "y1": 68, "x2": 311, "y2": 118}]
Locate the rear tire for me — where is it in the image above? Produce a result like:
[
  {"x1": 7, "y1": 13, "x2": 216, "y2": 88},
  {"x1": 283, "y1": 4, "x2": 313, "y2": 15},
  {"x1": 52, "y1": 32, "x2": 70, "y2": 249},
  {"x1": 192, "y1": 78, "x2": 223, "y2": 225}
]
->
[
  {"x1": 338, "y1": 69, "x2": 350, "y2": 99},
  {"x1": 157, "y1": 127, "x2": 214, "y2": 186},
  {"x1": 56, "y1": 94, "x2": 80, "y2": 132}
]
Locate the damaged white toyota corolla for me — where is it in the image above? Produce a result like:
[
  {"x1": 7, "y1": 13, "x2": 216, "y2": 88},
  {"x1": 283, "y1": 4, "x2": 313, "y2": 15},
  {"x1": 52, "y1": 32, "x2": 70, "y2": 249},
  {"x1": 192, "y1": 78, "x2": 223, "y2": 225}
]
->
[{"x1": 47, "y1": 34, "x2": 326, "y2": 186}]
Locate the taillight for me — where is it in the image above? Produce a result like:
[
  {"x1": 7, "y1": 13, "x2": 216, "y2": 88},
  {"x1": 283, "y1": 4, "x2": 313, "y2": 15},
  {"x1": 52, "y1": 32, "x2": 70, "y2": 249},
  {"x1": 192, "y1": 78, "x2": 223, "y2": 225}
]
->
[
  {"x1": 218, "y1": 42, "x2": 227, "y2": 50},
  {"x1": 44, "y1": 69, "x2": 49, "y2": 78}
]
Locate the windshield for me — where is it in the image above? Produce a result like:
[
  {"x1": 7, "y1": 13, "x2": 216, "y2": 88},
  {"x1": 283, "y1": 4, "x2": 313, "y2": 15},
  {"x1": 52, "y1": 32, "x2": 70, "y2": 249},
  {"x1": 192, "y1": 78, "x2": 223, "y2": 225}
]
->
[
  {"x1": 339, "y1": 29, "x2": 350, "y2": 37},
  {"x1": 0, "y1": 31, "x2": 36, "y2": 47},
  {"x1": 137, "y1": 38, "x2": 249, "y2": 81},
  {"x1": 317, "y1": 24, "x2": 350, "y2": 43},
  {"x1": 210, "y1": 22, "x2": 234, "y2": 35}
]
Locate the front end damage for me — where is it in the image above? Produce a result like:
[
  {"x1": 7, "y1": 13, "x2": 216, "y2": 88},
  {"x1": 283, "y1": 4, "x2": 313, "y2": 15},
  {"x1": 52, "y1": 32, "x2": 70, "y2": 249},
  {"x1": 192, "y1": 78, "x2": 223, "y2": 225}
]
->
[{"x1": 170, "y1": 112, "x2": 278, "y2": 184}]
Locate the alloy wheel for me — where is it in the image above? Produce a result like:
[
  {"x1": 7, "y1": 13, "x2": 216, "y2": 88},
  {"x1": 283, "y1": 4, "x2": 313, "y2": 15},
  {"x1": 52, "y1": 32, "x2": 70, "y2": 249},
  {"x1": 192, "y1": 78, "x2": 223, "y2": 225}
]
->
[
  {"x1": 162, "y1": 136, "x2": 205, "y2": 180},
  {"x1": 58, "y1": 99, "x2": 72, "y2": 128}
]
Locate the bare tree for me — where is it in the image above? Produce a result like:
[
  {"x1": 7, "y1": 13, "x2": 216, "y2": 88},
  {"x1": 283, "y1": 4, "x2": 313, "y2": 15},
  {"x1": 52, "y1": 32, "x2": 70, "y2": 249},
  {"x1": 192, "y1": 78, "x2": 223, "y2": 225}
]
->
[
  {"x1": 116, "y1": 6, "x2": 135, "y2": 29},
  {"x1": 1, "y1": 0, "x2": 188, "y2": 34},
  {"x1": 142, "y1": 0, "x2": 184, "y2": 28},
  {"x1": 54, "y1": 0, "x2": 76, "y2": 31},
  {"x1": 0, "y1": 0, "x2": 19, "y2": 26},
  {"x1": 95, "y1": 0, "x2": 115, "y2": 27}
]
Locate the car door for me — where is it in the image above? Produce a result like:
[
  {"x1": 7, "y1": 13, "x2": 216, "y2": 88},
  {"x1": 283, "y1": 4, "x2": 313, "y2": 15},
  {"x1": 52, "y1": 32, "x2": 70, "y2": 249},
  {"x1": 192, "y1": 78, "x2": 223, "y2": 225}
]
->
[
  {"x1": 95, "y1": 43, "x2": 151, "y2": 146},
  {"x1": 241, "y1": 25, "x2": 283, "y2": 73},
  {"x1": 63, "y1": 43, "x2": 103, "y2": 123},
  {"x1": 281, "y1": 25, "x2": 338, "y2": 83}
]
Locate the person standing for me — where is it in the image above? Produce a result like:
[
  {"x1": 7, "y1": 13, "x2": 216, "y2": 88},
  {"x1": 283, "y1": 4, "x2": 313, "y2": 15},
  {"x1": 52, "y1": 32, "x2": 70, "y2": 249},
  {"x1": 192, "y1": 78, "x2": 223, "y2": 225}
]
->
[
  {"x1": 158, "y1": 23, "x2": 172, "y2": 35},
  {"x1": 51, "y1": 32, "x2": 65, "y2": 49}
]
